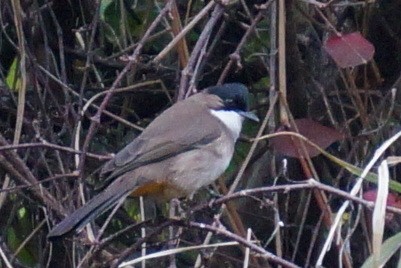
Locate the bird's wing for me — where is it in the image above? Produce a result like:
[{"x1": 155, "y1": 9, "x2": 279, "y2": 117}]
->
[{"x1": 101, "y1": 95, "x2": 223, "y2": 181}]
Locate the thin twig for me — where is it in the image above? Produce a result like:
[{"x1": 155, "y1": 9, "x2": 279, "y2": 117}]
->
[
  {"x1": 217, "y1": 8, "x2": 268, "y2": 84},
  {"x1": 0, "y1": 142, "x2": 111, "y2": 160},
  {"x1": 153, "y1": 1, "x2": 215, "y2": 64},
  {"x1": 177, "y1": 3, "x2": 226, "y2": 99},
  {"x1": 0, "y1": 135, "x2": 65, "y2": 216},
  {"x1": 184, "y1": 220, "x2": 300, "y2": 268},
  {"x1": 0, "y1": 172, "x2": 79, "y2": 193}
]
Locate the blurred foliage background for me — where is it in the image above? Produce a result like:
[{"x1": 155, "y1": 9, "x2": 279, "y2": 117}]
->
[{"x1": 1, "y1": 0, "x2": 401, "y2": 267}]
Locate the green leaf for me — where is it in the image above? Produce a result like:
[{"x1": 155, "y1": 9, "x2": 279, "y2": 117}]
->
[
  {"x1": 361, "y1": 232, "x2": 401, "y2": 268},
  {"x1": 7, "y1": 227, "x2": 36, "y2": 266},
  {"x1": 5, "y1": 57, "x2": 21, "y2": 92}
]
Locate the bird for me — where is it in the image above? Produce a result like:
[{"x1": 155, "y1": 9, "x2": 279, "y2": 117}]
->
[{"x1": 47, "y1": 83, "x2": 259, "y2": 239}]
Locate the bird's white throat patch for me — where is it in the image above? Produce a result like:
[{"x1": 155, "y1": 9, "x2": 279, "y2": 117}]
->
[{"x1": 210, "y1": 110, "x2": 244, "y2": 140}]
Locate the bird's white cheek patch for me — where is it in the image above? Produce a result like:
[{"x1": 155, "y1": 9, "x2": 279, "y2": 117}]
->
[{"x1": 210, "y1": 110, "x2": 243, "y2": 140}]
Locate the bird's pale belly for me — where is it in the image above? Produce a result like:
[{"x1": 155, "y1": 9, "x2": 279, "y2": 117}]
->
[{"x1": 167, "y1": 138, "x2": 234, "y2": 197}]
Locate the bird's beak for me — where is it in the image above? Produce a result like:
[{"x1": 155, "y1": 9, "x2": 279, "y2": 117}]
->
[{"x1": 238, "y1": 111, "x2": 259, "y2": 122}]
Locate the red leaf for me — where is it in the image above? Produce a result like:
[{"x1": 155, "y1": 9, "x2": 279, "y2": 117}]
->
[
  {"x1": 323, "y1": 32, "x2": 375, "y2": 68},
  {"x1": 363, "y1": 190, "x2": 401, "y2": 209},
  {"x1": 270, "y1": 118, "x2": 344, "y2": 158}
]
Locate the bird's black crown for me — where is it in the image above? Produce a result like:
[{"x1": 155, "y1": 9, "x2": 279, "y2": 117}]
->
[{"x1": 205, "y1": 83, "x2": 250, "y2": 112}]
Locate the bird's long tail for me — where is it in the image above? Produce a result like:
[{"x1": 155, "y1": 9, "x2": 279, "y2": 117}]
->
[{"x1": 47, "y1": 176, "x2": 133, "y2": 239}]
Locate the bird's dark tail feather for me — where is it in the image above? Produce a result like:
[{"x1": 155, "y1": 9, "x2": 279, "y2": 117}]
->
[{"x1": 47, "y1": 178, "x2": 132, "y2": 240}]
